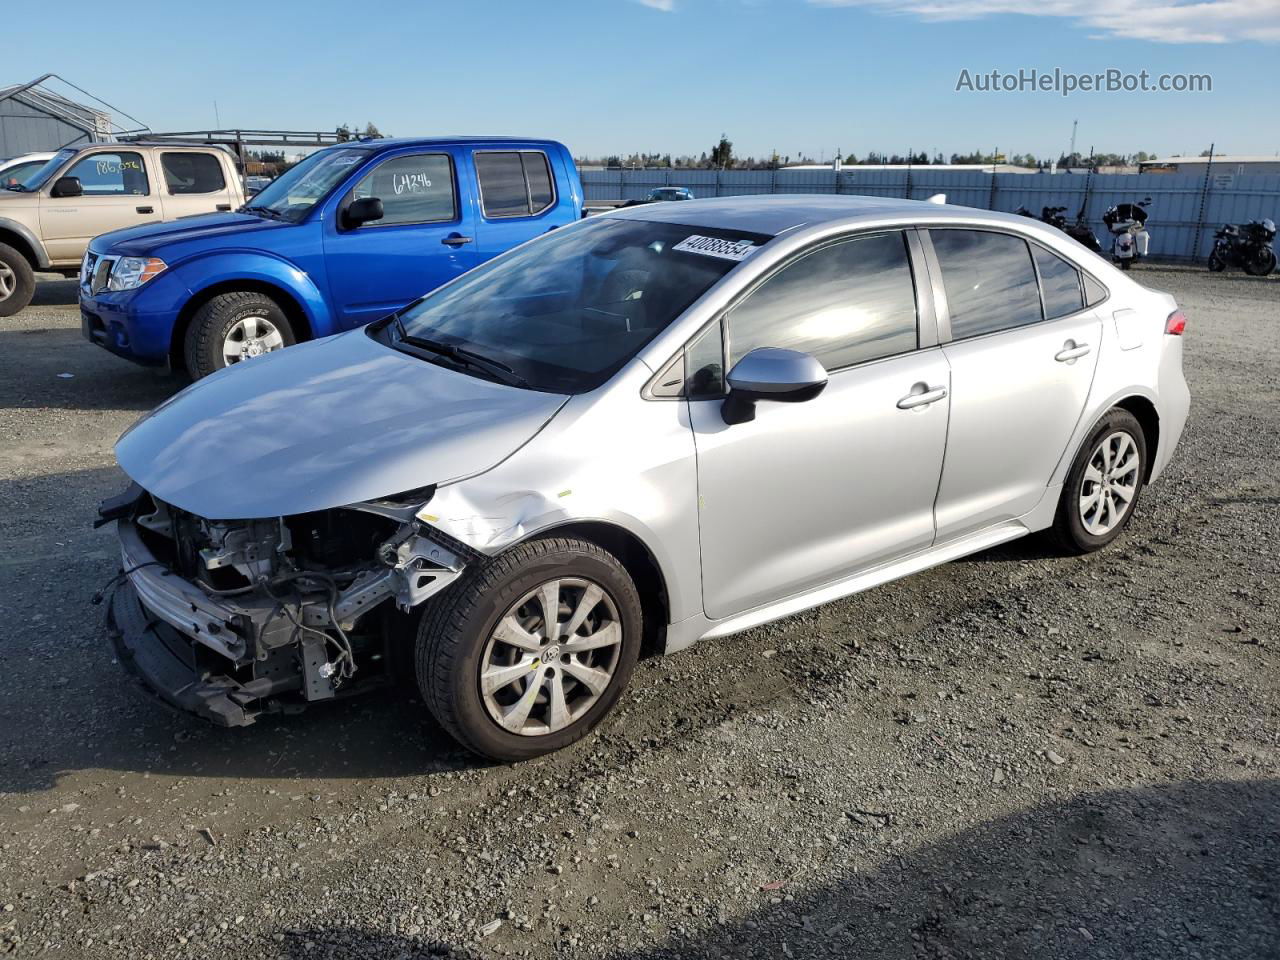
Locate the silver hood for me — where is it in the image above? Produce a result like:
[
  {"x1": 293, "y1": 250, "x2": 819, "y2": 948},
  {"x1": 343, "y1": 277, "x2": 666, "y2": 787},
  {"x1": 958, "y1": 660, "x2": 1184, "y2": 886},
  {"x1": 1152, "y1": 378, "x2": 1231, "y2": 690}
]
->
[{"x1": 115, "y1": 329, "x2": 568, "y2": 519}]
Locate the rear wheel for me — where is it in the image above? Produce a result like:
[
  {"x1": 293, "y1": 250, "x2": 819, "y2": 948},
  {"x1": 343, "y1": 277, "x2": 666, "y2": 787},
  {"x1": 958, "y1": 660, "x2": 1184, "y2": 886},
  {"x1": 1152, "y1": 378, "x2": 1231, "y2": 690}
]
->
[
  {"x1": 415, "y1": 538, "x2": 642, "y2": 761},
  {"x1": 1050, "y1": 409, "x2": 1147, "y2": 554},
  {"x1": 0, "y1": 242, "x2": 35, "y2": 317},
  {"x1": 1245, "y1": 247, "x2": 1276, "y2": 277},
  {"x1": 183, "y1": 290, "x2": 295, "y2": 379}
]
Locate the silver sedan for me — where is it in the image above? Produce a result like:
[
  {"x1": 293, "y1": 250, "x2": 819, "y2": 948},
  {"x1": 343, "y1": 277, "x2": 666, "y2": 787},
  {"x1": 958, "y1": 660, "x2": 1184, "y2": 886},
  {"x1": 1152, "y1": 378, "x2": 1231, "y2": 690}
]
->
[{"x1": 101, "y1": 195, "x2": 1190, "y2": 760}]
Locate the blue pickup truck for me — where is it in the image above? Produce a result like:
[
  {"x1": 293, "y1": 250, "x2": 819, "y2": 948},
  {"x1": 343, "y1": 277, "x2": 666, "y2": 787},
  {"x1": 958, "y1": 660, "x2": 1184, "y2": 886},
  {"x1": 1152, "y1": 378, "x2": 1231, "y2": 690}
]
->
[{"x1": 80, "y1": 137, "x2": 583, "y2": 377}]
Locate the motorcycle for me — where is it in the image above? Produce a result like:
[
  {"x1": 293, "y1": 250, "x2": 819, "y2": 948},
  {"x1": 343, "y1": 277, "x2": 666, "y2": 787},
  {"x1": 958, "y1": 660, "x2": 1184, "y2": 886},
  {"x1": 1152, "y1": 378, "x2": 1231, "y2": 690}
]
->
[
  {"x1": 1013, "y1": 204, "x2": 1103, "y2": 254},
  {"x1": 1208, "y1": 218, "x2": 1277, "y2": 277},
  {"x1": 1102, "y1": 198, "x2": 1152, "y2": 270}
]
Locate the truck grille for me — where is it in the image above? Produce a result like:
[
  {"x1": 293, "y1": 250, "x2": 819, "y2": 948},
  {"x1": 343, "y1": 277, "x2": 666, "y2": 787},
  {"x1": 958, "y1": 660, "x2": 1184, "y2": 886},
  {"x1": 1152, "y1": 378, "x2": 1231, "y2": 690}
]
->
[{"x1": 80, "y1": 252, "x2": 115, "y2": 296}]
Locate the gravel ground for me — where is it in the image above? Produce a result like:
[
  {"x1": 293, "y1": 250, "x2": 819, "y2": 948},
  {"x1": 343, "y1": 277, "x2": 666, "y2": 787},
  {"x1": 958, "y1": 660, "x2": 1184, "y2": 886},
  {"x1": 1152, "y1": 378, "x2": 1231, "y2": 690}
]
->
[{"x1": 0, "y1": 267, "x2": 1277, "y2": 959}]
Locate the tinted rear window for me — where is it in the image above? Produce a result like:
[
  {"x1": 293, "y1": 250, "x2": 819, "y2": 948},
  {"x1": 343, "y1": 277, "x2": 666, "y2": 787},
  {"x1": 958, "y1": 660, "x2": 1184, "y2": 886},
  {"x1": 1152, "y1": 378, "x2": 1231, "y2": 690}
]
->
[
  {"x1": 161, "y1": 152, "x2": 226, "y2": 194},
  {"x1": 476, "y1": 151, "x2": 555, "y2": 218},
  {"x1": 931, "y1": 230, "x2": 1042, "y2": 339},
  {"x1": 1032, "y1": 245, "x2": 1084, "y2": 319}
]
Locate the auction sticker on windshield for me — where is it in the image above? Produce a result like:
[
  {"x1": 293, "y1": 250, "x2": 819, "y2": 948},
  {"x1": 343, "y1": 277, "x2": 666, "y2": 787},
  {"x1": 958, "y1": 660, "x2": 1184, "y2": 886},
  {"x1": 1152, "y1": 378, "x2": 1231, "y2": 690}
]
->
[{"x1": 673, "y1": 235, "x2": 759, "y2": 261}]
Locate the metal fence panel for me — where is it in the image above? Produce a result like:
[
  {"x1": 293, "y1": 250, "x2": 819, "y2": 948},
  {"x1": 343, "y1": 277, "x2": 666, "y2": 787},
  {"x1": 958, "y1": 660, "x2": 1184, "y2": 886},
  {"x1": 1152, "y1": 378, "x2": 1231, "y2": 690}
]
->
[{"x1": 580, "y1": 168, "x2": 1280, "y2": 261}]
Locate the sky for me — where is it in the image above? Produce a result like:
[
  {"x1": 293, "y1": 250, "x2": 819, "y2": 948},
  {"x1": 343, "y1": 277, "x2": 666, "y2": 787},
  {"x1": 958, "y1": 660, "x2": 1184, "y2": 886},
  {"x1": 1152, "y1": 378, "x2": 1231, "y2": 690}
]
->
[{"x1": 13, "y1": 0, "x2": 1279, "y2": 162}]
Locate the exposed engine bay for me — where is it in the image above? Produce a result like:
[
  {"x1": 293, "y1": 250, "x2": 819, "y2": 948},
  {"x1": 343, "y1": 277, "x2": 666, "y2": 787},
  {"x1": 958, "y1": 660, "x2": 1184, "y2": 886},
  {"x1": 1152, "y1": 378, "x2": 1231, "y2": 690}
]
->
[{"x1": 98, "y1": 483, "x2": 469, "y2": 726}]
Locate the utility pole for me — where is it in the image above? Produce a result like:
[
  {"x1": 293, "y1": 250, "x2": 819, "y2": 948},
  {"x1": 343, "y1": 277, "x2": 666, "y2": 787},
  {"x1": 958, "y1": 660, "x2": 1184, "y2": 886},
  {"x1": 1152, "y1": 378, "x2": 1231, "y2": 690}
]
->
[
  {"x1": 214, "y1": 101, "x2": 221, "y2": 128},
  {"x1": 1068, "y1": 119, "x2": 1078, "y2": 163}
]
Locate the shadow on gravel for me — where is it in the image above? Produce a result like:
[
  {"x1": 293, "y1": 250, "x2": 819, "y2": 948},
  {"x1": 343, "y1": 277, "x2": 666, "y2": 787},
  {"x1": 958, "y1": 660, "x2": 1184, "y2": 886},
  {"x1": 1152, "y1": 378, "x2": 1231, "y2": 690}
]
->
[
  {"x1": 268, "y1": 779, "x2": 1279, "y2": 960},
  {"x1": 30, "y1": 277, "x2": 79, "y2": 307}
]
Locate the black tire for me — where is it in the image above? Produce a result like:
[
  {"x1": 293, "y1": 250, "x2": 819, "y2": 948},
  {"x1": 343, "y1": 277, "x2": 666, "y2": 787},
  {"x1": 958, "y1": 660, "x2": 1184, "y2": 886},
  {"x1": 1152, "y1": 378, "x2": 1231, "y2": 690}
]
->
[
  {"x1": 1050, "y1": 408, "x2": 1148, "y2": 555},
  {"x1": 1207, "y1": 250, "x2": 1226, "y2": 272},
  {"x1": 415, "y1": 537, "x2": 642, "y2": 761},
  {"x1": 182, "y1": 290, "x2": 295, "y2": 379},
  {"x1": 0, "y1": 242, "x2": 35, "y2": 317},
  {"x1": 1244, "y1": 247, "x2": 1276, "y2": 277}
]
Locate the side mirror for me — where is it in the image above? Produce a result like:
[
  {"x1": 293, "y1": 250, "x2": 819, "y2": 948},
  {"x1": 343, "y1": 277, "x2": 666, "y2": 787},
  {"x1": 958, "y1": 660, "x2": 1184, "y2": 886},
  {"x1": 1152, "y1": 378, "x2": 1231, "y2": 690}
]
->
[
  {"x1": 50, "y1": 176, "x2": 82, "y2": 198},
  {"x1": 343, "y1": 196, "x2": 384, "y2": 229},
  {"x1": 721, "y1": 347, "x2": 828, "y2": 425}
]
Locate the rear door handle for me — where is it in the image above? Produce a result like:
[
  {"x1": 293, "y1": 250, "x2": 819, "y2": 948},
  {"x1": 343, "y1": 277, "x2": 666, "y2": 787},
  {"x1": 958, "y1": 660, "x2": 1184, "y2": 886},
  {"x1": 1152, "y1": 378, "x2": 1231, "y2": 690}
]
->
[
  {"x1": 896, "y1": 384, "x2": 948, "y2": 409},
  {"x1": 216, "y1": 203, "x2": 231, "y2": 211},
  {"x1": 442, "y1": 234, "x2": 473, "y2": 247},
  {"x1": 1055, "y1": 342, "x2": 1091, "y2": 362},
  {"x1": 135, "y1": 206, "x2": 154, "y2": 214}
]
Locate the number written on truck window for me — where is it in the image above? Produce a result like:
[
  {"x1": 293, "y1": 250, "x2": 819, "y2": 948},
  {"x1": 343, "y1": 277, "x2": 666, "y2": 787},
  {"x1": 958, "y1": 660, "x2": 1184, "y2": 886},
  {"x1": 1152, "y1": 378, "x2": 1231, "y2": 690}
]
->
[
  {"x1": 351, "y1": 154, "x2": 457, "y2": 226},
  {"x1": 63, "y1": 152, "x2": 150, "y2": 196}
]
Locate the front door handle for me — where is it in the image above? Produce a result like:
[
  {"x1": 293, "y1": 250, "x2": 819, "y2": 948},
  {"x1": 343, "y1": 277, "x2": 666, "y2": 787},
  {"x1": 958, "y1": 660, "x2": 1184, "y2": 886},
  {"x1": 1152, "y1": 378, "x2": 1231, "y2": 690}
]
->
[
  {"x1": 135, "y1": 206, "x2": 154, "y2": 214},
  {"x1": 1055, "y1": 341, "x2": 1091, "y2": 362},
  {"x1": 442, "y1": 233, "x2": 473, "y2": 247},
  {"x1": 896, "y1": 384, "x2": 948, "y2": 409}
]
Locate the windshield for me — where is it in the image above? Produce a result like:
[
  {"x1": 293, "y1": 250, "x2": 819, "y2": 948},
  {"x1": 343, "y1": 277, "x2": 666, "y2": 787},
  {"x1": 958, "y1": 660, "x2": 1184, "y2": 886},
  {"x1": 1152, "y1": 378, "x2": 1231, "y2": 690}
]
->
[
  {"x1": 243, "y1": 148, "x2": 370, "y2": 222},
  {"x1": 386, "y1": 217, "x2": 770, "y2": 393},
  {"x1": 11, "y1": 149, "x2": 74, "y2": 192}
]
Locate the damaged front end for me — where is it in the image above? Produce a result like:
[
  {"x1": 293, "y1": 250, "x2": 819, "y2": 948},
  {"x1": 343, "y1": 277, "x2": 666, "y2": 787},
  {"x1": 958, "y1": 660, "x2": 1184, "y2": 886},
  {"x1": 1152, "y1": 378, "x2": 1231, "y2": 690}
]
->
[{"x1": 98, "y1": 483, "x2": 470, "y2": 726}]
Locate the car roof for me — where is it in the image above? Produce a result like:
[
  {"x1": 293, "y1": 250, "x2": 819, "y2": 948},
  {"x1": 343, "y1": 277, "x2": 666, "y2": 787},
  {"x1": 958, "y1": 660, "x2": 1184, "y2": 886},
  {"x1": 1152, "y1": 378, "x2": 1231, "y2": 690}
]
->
[{"x1": 599, "y1": 194, "x2": 1031, "y2": 236}]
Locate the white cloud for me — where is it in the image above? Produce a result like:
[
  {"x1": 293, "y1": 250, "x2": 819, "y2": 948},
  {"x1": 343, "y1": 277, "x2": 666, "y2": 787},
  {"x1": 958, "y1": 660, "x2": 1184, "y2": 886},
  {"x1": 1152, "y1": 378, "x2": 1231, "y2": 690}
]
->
[
  {"x1": 810, "y1": 0, "x2": 1280, "y2": 43},
  {"x1": 633, "y1": 0, "x2": 676, "y2": 10}
]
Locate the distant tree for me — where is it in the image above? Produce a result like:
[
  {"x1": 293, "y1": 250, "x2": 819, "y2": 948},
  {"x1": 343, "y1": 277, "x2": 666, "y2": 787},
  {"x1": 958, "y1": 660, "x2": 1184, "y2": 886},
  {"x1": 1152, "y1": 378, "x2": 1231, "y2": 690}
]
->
[
  {"x1": 363, "y1": 122, "x2": 384, "y2": 139},
  {"x1": 709, "y1": 134, "x2": 733, "y2": 170},
  {"x1": 1199, "y1": 148, "x2": 1214, "y2": 156},
  {"x1": 843, "y1": 152, "x2": 858, "y2": 165},
  {"x1": 335, "y1": 123, "x2": 353, "y2": 142}
]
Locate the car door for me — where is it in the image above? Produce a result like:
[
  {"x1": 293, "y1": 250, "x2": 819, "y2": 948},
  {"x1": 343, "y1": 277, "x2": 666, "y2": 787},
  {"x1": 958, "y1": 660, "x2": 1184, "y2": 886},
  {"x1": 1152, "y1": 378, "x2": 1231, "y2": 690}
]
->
[
  {"x1": 324, "y1": 148, "x2": 480, "y2": 328},
  {"x1": 688, "y1": 230, "x2": 951, "y2": 621},
  {"x1": 471, "y1": 149, "x2": 568, "y2": 263},
  {"x1": 925, "y1": 229, "x2": 1103, "y2": 541},
  {"x1": 156, "y1": 150, "x2": 236, "y2": 219},
  {"x1": 39, "y1": 149, "x2": 162, "y2": 263}
]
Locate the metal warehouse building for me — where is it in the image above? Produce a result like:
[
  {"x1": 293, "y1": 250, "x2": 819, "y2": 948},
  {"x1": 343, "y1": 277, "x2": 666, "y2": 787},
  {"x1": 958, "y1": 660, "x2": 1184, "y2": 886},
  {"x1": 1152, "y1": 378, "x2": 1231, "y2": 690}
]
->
[{"x1": 0, "y1": 75, "x2": 116, "y2": 157}]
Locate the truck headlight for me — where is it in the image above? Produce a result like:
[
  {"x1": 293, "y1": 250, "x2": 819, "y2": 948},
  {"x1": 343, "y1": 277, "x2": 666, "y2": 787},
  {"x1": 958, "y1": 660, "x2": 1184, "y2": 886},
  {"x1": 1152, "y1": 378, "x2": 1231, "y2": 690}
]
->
[{"x1": 108, "y1": 257, "x2": 167, "y2": 291}]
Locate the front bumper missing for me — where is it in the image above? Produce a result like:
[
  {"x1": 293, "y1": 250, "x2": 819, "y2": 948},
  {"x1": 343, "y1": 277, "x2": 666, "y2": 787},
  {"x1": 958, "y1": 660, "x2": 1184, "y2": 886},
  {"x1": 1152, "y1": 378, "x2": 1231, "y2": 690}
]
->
[{"x1": 102, "y1": 497, "x2": 466, "y2": 726}]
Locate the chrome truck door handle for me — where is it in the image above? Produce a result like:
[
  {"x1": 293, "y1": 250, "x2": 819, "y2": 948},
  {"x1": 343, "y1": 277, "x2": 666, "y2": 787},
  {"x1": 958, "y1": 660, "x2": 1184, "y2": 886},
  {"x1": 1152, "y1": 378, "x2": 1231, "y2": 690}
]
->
[
  {"x1": 1055, "y1": 341, "x2": 1091, "y2": 362},
  {"x1": 897, "y1": 384, "x2": 948, "y2": 409}
]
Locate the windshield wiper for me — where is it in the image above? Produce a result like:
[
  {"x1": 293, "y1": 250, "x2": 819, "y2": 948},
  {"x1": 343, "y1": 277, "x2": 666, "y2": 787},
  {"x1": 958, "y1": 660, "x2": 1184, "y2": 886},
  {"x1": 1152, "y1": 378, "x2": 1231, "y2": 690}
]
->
[
  {"x1": 393, "y1": 321, "x2": 529, "y2": 388},
  {"x1": 241, "y1": 204, "x2": 284, "y2": 220}
]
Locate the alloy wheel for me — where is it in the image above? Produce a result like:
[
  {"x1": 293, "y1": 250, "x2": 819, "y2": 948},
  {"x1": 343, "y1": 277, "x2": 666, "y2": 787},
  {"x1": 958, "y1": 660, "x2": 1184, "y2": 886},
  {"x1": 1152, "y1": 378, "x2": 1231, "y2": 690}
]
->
[
  {"x1": 0, "y1": 261, "x2": 14, "y2": 302},
  {"x1": 479, "y1": 577, "x2": 623, "y2": 736},
  {"x1": 222, "y1": 314, "x2": 285, "y2": 365},
  {"x1": 1079, "y1": 431, "x2": 1141, "y2": 536}
]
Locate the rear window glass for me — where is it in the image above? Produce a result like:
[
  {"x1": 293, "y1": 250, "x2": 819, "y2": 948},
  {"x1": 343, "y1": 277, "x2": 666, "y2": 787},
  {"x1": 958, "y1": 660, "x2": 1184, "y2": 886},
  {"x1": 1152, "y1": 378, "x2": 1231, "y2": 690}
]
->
[
  {"x1": 931, "y1": 229, "x2": 1042, "y2": 339},
  {"x1": 161, "y1": 152, "x2": 226, "y2": 195},
  {"x1": 1032, "y1": 245, "x2": 1084, "y2": 319},
  {"x1": 476, "y1": 151, "x2": 555, "y2": 218}
]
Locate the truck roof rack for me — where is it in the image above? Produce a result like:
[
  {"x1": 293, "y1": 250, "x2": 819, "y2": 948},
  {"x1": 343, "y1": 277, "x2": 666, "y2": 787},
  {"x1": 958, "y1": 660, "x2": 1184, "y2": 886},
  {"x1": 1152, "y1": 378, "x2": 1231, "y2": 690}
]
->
[{"x1": 117, "y1": 129, "x2": 350, "y2": 161}]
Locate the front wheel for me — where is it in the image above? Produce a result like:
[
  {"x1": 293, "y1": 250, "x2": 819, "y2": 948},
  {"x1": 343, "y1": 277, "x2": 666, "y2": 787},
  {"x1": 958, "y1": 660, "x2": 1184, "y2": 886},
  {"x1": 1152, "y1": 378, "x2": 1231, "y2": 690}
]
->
[
  {"x1": 1245, "y1": 247, "x2": 1277, "y2": 277},
  {"x1": 0, "y1": 242, "x2": 35, "y2": 317},
  {"x1": 1207, "y1": 250, "x2": 1226, "y2": 272},
  {"x1": 1050, "y1": 409, "x2": 1147, "y2": 554},
  {"x1": 415, "y1": 538, "x2": 642, "y2": 761},
  {"x1": 183, "y1": 290, "x2": 296, "y2": 379}
]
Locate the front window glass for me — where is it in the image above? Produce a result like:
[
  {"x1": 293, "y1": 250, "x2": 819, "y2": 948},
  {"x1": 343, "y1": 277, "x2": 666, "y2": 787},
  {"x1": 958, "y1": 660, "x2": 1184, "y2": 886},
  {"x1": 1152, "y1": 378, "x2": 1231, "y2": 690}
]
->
[
  {"x1": 63, "y1": 152, "x2": 149, "y2": 196},
  {"x1": 11, "y1": 149, "x2": 74, "y2": 191},
  {"x1": 727, "y1": 232, "x2": 919, "y2": 371},
  {"x1": 389, "y1": 217, "x2": 769, "y2": 393},
  {"x1": 350, "y1": 153, "x2": 456, "y2": 225},
  {"x1": 246, "y1": 148, "x2": 370, "y2": 223}
]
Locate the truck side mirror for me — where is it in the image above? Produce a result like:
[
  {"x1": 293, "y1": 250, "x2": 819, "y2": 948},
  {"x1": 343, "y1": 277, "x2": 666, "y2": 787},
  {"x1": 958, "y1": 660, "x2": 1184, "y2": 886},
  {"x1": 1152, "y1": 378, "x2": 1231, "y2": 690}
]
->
[
  {"x1": 51, "y1": 176, "x2": 83, "y2": 198},
  {"x1": 343, "y1": 196, "x2": 384, "y2": 229}
]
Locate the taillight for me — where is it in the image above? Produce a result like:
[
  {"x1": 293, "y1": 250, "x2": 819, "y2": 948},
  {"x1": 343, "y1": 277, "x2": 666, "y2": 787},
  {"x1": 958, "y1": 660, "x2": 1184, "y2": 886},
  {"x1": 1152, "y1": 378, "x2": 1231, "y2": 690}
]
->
[{"x1": 1165, "y1": 310, "x2": 1187, "y2": 336}]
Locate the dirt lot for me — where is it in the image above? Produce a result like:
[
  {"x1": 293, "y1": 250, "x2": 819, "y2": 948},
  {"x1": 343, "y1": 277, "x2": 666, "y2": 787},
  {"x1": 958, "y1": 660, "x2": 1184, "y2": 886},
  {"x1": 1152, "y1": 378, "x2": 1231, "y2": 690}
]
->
[{"x1": 0, "y1": 267, "x2": 1277, "y2": 960}]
